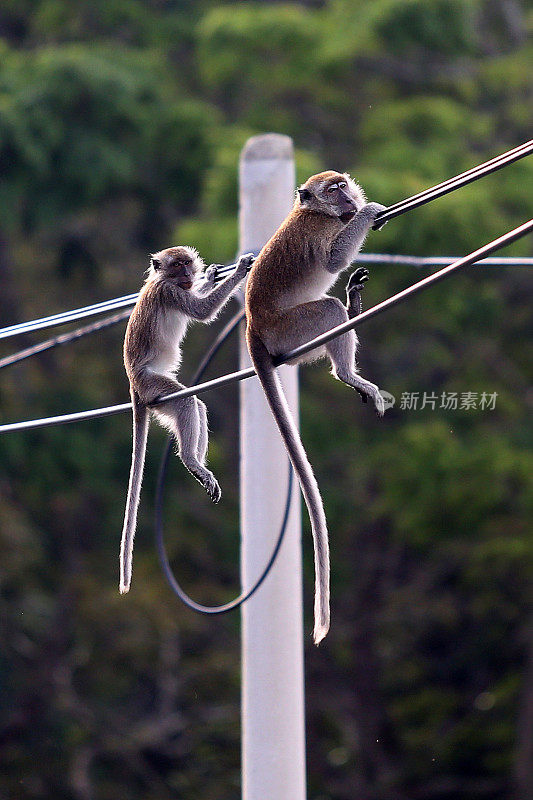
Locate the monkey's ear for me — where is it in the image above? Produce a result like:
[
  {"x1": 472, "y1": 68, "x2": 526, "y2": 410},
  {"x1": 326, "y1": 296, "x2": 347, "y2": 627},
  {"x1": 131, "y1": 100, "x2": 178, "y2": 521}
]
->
[
  {"x1": 298, "y1": 188, "x2": 312, "y2": 204},
  {"x1": 150, "y1": 256, "x2": 161, "y2": 270}
]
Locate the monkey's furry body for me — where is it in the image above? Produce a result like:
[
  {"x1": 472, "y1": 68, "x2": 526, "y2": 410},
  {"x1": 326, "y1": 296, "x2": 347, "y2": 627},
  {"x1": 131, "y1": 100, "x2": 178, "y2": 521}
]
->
[
  {"x1": 120, "y1": 247, "x2": 253, "y2": 595},
  {"x1": 245, "y1": 171, "x2": 385, "y2": 643}
]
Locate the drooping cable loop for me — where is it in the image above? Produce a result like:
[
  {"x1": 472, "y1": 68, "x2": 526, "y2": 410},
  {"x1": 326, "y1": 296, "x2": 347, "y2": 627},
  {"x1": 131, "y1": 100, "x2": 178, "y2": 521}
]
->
[
  {"x1": 1, "y1": 217, "x2": 531, "y2": 435},
  {"x1": 156, "y1": 446, "x2": 293, "y2": 615},
  {"x1": 154, "y1": 307, "x2": 294, "y2": 613}
]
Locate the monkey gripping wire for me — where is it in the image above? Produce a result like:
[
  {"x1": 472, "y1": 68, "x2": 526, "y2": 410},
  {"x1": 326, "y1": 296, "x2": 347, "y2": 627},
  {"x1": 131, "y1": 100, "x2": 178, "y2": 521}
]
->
[
  {"x1": 0, "y1": 136, "x2": 528, "y2": 341},
  {"x1": 155, "y1": 307, "x2": 294, "y2": 614},
  {"x1": 1, "y1": 217, "x2": 532, "y2": 435},
  {"x1": 212, "y1": 139, "x2": 533, "y2": 281}
]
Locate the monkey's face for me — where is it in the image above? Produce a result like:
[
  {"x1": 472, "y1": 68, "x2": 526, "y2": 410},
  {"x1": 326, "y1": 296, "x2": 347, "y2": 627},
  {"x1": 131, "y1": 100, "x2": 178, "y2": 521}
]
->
[
  {"x1": 297, "y1": 172, "x2": 365, "y2": 223},
  {"x1": 150, "y1": 246, "x2": 202, "y2": 290}
]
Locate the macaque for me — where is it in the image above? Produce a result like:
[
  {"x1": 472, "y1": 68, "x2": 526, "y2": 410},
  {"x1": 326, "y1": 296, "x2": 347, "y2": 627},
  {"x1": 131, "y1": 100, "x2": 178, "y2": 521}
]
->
[
  {"x1": 245, "y1": 172, "x2": 385, "y2": 643},
  {"x1": 120, "y1": 246, "x2": 254, "y2": 594}
]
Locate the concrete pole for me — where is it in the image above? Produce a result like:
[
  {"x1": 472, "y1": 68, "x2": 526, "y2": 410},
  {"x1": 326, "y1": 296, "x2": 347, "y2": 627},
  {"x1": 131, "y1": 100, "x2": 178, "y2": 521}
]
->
[{"x1": 239, "y1": 134, "x2": 306, "y2": 800}]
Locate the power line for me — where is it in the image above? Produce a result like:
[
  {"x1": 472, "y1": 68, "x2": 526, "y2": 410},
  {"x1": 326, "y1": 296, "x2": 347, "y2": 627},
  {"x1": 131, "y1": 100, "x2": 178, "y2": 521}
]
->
[
  {"x1": 1, "y1": 218, "x2": 530, "y2": 435},
  {"x1": 2, "y1": 253, "x2": 530, "y2": 347},
  {"x1": 0, "y1": 309, "x2": 131, "y2": 370},
  {"x1": 351, "y1": 253, "x2": 533, "y2": 268},
  {"x1": 0, "y1": 293, "x2": 138, "y2": 341},
  {"x1": 1, "y1": 137, "x2": 529, "y2": 342},
  {"x1": 213, "y1": 251, "x2": 533, "y2": 282},
  {"x1": 213, "y1": 142, "x2": 533, "y2": 282},
  {"x1": 373, "y1": 139, "x2": 533, "y2": 228}
]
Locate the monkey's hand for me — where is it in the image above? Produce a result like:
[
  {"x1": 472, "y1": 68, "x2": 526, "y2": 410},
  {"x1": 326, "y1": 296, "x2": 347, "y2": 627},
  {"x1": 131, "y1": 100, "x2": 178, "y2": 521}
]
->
[
  {"x1": 200, "y1": 265, "x2": 218, "y2": 293},
  {"x1": 361, "y1": 201, "x2": 387, "y2": 230},
  {"x1": 235, "y1": 252, "x2": 255, "y2": 279}
]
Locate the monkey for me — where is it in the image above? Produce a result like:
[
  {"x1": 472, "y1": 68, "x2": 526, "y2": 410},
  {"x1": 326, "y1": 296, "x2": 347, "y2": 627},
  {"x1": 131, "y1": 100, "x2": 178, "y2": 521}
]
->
[
  {"x1": 245, "y1": 171, "x2": 386, "y2": 644},
  {"x1": 120, "y1": 246, "x2": 254, "y2": 595}
]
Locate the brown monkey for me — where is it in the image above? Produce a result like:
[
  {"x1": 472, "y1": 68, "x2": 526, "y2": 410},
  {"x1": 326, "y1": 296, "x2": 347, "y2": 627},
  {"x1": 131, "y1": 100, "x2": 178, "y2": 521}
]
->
[
  {"x1": 245, "y1": 171, "x2": 385, "y2": 643},
  {"x1": 120, "y1": 246, "x2": 254, "y2": 595}
]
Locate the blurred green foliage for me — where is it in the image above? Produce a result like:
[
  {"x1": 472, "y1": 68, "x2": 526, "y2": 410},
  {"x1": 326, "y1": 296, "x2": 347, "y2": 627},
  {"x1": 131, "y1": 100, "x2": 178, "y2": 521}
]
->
[{"x1": 0, "y1": 1, "x2": 531, "y2": 799}]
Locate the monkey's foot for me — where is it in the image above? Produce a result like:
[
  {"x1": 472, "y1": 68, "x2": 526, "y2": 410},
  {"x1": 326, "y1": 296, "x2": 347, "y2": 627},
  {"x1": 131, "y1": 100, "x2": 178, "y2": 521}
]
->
[
  {"x1": 346, "y1": 267, "x2": 369, "y2": 295},
  {"x1": 203, "y1": 473, "x2": 222, "y2": 504},
  {"x1": 337, "y1": 371, "x2": 385, "y2": 416},
  {"x1": 354, "y1": 380, "x2": 384, "y2": 416},
  {"x1": 346, "y1": 268, "x2": 369, "y2": 319},
  {"x1": 186, "y1": 462, "x2": 222, "y2": 503},
  {"x1": 370, "y1": 385, "x2": 385, "y2": 417}
]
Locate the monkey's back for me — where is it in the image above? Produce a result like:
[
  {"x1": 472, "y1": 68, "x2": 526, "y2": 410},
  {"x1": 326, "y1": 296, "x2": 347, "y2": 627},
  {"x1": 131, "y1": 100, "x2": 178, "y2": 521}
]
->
[
  {"x1": 245, "y1": 208, "x2": 342, "y2": 329},
  {"x1": 124, "y1": 278, "x2": 186, "y2": 381}
]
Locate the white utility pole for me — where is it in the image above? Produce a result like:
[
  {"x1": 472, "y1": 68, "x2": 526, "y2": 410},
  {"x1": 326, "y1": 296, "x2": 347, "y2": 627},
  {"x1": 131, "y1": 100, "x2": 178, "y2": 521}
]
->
[{"x1": 239, "y1": 134, "x2": 306, "y2": 800}]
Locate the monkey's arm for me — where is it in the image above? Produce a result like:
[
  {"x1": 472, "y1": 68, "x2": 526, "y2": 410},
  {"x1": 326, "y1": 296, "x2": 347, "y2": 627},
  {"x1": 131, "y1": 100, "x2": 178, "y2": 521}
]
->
[
  {"x1": 186, "y1": 254, "x2": 254, "y2": 321},
  {"x1": 326, "y1": 202, "x2": 386, "y2": 274}
]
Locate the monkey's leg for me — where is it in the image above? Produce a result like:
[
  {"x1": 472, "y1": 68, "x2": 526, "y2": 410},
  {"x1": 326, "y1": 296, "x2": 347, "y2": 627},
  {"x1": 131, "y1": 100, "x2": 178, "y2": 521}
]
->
[
  {"x1": 138, "y1": 372, "x2": 221, "y2": 502},
  {"x1": 160, "y1": 397, "x2": 221, "y2": 503},
  {"x1": 263, "y1": 298, "x2": 383, "y2": 415},
  {"x1": 326, "y1": 327, "x2": 384, "y2": 416},
  {"x1": 196, "y1": 398, "x2": 210, "y2": 465}
]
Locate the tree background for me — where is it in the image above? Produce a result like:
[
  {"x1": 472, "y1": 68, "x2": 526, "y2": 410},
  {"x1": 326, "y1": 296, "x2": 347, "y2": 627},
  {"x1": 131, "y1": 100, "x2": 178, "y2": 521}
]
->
[{"x1": 0, "y1": 2, "x2": 531, "y2": 798}]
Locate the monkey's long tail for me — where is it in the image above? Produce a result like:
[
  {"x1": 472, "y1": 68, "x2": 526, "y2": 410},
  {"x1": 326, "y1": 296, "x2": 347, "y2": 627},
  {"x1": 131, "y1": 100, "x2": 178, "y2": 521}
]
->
[
  {"x1": 246, "y1": 328, "x2": 330, "y2": 645},
  {"x1": 119, "y1": 389, "x2": 149, "y2": 594}
]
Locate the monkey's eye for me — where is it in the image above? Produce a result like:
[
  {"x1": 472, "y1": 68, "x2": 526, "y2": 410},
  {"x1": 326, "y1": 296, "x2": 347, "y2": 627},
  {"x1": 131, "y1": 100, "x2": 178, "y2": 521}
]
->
[
  {"x1": 327, "y1": 183, "x2": 339, "y2": 194},
  {"x1": 338, "y1": 181, "x2": 347, "y2": 189}
]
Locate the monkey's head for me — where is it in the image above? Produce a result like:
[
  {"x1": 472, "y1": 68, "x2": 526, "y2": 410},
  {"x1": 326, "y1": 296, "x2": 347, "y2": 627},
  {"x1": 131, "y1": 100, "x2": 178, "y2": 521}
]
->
[
  {"x1": 149, "y1": 246, "x2": 204, "y2": 290},
  {"x1": 297, "y1": 171, "x2": 366, "y2": 224}
]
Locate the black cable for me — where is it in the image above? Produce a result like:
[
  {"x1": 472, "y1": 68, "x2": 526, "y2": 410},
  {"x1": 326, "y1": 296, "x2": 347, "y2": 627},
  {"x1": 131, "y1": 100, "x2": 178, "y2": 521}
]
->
[
  {"x1": 156, "y1": 453, "x2": 293, "y2": 615},
  {"x1": 0, "y1": 309, "x2": 131, "y2": 370},
  {"x1": 154, "y1": 307, "x2": 294, "y2": 614},
  {"x1": 2, "y1": 138, "x2": 530, "y2": 338},
  {"x1": 0, "y1": 293, "x2": 138, "y2": 341},
  {"x1": 1, "y1": 217, "x2": 532, "y2": 434},
  {"x1": 380, "y1": 139, "x2": 532, "y2": 217},
  {"x1": 373, "y1": 139, "x2": 533, "y2": 228}
]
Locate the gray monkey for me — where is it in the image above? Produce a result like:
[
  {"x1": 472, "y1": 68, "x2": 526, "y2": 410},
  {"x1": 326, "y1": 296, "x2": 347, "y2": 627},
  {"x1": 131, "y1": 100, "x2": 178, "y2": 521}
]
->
[{"x1": 120, "y1": 246, "x2": 254, "y2": 594}]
